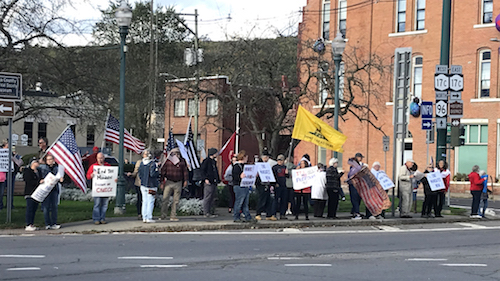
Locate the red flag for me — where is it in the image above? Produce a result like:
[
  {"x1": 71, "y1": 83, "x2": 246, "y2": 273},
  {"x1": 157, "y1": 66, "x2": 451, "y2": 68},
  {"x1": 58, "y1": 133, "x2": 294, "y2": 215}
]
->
[{"x1": 219, "y1": 132, "x2": 236, "y2": 173}]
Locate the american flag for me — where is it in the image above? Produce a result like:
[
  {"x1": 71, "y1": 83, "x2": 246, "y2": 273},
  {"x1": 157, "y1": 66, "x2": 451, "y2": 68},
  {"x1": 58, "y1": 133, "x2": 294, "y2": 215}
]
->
[
  {"x1": 164, "y1": 129, "x2": 177, "y2": 154},
  {"x1": 104, "y1": 114, "x2": 145, "y2": 154},
  {"x1": 348, "y1": 165, "x2": 391, "y2": 216},
  {"x1": 184, "y1": 117, "x2": 200, "y2": 169},
  {"x1": 47, "y1": 127, "x2": 87, "y2": 193}
]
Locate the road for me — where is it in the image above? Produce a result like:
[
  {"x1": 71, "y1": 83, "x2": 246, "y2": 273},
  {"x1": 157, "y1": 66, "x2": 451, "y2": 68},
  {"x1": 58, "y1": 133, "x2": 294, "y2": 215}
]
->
[{"x1": 1, "y1": 221, "x2": 499, "y2": 281}]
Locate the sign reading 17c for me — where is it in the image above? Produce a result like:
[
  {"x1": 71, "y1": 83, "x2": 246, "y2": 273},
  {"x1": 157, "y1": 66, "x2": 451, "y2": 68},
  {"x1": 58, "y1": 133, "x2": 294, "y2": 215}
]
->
[{"x1": 435, "y1": 73, "x2": 449, "y2": 91}]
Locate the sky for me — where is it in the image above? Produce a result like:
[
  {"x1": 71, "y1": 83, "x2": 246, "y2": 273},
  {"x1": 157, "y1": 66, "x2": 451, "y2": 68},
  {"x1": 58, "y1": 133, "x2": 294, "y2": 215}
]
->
[{"x1": 61, "y1": 0, "x2": 307, "y2": 45}]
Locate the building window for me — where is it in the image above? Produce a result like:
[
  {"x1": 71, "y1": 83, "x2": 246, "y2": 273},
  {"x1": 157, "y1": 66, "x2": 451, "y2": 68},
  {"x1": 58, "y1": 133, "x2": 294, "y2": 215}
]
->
[
  {"x1": 397, "y1": 0, "x2": 406, "y2": 32},
  {"x1": 338, "y1": 0, "x2": 347, "y2": 38},
  {"x1": 483, "y1": 0, "x2": 493, "y2": 24},
  {"x1": 479, "y1": 50, "x2": 491, "y2": 98},
  {"x1": 188, "y1": 98, "x2": 200, "y2": 116},
  {"x1": 322, "y1": 0, "x2": 330, "y2": 40},
  {"x1": 174, "y1": 99, "x2": 185, "y2": 117},
  {"x1": 105, "y1": 141, "x2": 113, "y2": 153},
  {"x1": 87, "y1": 125, "x2": 95, "y2": 147},
  {"x1": 416, "y1": 0, "x2": 425, "y2": 30},
  {"x1": 70, "y1": 124, "x2": 76, "y2": 135},
  {"x1": 206, "y1": 97, "x2": 219, "y2": 116},
  {"x1": 318, "y1": 146, "x2": 327, "y2": 166},
  {"x1": 457, "y1": 124, "x2": 488, "y2": 174},
  {"x1": 24, "y1": 121, "x2": 33, "y2": 146},
  {"x1": 37, "y1": 122, "x2": 47, "y2": 141},
  {"x1": 412, "y1": 56, "x2": 423, "y2": 99}
]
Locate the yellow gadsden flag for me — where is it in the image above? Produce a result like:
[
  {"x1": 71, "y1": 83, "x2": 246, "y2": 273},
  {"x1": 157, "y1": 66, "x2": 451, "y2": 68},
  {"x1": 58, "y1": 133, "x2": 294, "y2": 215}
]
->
[{"x1": 292, "y1": 105, "x2": 347, "y2": 153}]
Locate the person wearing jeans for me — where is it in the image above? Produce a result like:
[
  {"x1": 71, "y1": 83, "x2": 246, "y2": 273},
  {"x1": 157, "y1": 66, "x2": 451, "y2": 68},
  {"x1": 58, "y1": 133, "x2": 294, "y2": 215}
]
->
[
  {"x1": 138, "y1": 149, "x2": 159, "y2": 223},
  {"x1": 200, "y1": 148, "x2": 220, "y2": 217},
  {"x1": 87, "y1": 153, "x2": 113, "y2": 225},
  {"x1": 23, "y1": 159, "x2": 42, "y2": 231},
  {"x1": 39, "y1": 155, "x2": 63, "y2": 230},
  {"x1": 468, "y1": 165, "x2": 485, "y2": 218},
  {"x1": 231, "y1": 151, "x2": 253, "y2": 222}
]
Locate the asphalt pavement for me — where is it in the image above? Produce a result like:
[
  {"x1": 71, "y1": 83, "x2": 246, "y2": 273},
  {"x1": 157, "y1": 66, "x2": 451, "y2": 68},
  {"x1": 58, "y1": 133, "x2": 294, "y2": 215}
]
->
[{"x1": 1, "y1": 220, "x2": 499, "y2": 280}]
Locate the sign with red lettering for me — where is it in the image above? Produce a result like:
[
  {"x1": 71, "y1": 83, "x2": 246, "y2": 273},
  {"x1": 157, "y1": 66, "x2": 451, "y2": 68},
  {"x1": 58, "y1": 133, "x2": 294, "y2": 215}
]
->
[{"x1": 91, "y1": 166, "x2": 118, "y2": 197}]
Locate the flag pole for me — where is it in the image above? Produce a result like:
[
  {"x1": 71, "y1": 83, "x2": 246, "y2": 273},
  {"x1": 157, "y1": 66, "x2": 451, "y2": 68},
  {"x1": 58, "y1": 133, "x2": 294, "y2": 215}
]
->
[
  {"x1": 101, "y1": 110, "x2": 111, "y2": 151},
  {"x1": 286, "y1": 138, "x2": 294, "y2": 164},
  {"x1": 43, "y1": 125, "x2": 72, "y2": 159}
]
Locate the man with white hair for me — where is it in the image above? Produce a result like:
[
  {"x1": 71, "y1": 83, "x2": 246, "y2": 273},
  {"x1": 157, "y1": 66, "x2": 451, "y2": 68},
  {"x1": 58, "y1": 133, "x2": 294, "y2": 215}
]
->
[{"x1": 398, "y1": 159, "x2": 415, "y2": 218}]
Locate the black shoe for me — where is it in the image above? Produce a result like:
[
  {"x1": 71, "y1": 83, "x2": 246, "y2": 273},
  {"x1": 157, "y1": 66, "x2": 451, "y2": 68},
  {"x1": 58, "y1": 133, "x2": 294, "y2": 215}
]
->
[{"x1": 305, "y1": 217, "x2": 309, "y2": 220}]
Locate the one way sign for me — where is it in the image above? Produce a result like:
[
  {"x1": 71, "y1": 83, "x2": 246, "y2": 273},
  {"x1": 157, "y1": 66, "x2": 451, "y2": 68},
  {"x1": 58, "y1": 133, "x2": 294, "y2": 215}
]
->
[{"x1": 422, "y1": 119, "x2": 432, "y2": 130}]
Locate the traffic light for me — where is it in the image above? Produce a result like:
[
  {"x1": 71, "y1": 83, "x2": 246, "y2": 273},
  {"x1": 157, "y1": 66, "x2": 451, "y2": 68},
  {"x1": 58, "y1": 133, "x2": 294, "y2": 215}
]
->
[{"x1": 450, "y1": 125, "x2": 466, "y2": 147}]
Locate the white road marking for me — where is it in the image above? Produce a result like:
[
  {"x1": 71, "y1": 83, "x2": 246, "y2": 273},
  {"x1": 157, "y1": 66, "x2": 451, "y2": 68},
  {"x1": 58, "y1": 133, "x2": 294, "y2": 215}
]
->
[
  {"x1": 6, "y1": 267, "x2": 41, "y2": 271},
  {"x1": 285, "y1": 264, "x2": 332, "y2": 267},
  {"x1": 376, "y1": 226, "x2": 400, "y2": 231},
  {"x1": 282, "y1": 228, "x2": 303, "y2": 233},
  {"x1": 0, "y1": 255, "x2": 45, "y2": 258},
  {"x1": 441, "y1": 264, "x2": 487, "y2": 267},
  {"x1": 455, "y1": 223, "x2": 487, "y2": 229},
  {"x1": 268, "y1": 257, "x2": 302, "y2": 260},
  {"x1": 140, "y1": 265, "x2": 187, "y2": 268},
  {"x1": 118, "y1": 256, "x2": 173, "y2": 260},
  {"x1": 406, "y1": 258, "x2": 448, "y2": 261}
]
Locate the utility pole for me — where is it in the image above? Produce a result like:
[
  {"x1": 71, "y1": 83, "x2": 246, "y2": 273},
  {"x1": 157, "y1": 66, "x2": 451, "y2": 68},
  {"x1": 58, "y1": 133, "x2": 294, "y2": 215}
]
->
[
  {"x1": 436, "y1": 0, "x2": 451, "y2": 162},
  {"x1": 193, "y1": 9, "x2": 199, "y2": 148},
  {"x1": 147, "y1": 0, "x2": 154, "y2": 148}
]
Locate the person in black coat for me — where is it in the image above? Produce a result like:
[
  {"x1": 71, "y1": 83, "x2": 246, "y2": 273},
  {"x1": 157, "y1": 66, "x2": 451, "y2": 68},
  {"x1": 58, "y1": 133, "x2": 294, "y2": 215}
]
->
[
  {"x1": 421, "y1": 165, "x2": 438, "y2": 218},
  {"x1": 200, "y1": 148, "x2": 220, "y2": 217},
  {"x1": 326, "y1": 158, "x2": 344, "y2": 219},
  {"x1": 23, "y1": 158, "x2": 43, "y2": 231}
]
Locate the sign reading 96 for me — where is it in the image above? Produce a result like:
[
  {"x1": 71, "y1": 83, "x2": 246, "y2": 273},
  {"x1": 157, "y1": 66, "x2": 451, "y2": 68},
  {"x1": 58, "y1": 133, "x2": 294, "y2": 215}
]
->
[{"x1": 435, "y1": 100, "x2": 447, "y2": 117}]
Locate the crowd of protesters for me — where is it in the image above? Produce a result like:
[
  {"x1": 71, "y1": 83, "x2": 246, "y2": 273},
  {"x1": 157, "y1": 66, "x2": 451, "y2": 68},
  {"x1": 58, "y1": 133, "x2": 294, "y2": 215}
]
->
[{"x1": 4, "y1": 135, "x2": 494, "y2": 231}]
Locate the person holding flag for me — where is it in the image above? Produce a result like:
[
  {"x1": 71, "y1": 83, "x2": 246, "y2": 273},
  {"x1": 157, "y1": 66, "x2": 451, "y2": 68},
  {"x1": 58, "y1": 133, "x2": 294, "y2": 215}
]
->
[{"x1": 160, "y1": 148, "x2": 188, "y2": 222}]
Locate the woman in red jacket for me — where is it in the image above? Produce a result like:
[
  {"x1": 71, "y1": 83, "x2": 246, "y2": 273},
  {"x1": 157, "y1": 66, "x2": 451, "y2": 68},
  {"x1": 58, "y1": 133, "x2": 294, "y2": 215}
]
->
[{"x1": 468, "y1": 165, "x2": 485, "y2": 218}]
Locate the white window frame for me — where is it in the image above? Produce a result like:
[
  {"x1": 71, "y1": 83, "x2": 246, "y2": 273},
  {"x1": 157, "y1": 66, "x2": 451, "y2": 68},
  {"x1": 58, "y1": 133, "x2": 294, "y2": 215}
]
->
[
  {"x1": 397, "y1": 0, "x2": 406, "y2": 32},
  {"x1": 322, "y1": 0, "x2": 331, "y2": 40},
  {"x1": 482, "y1": 0, "x2": 493, "y2": 24},
  {"x1": 479, "y1": 50, "x2": 491, "y2": 98},
  {"x1": 318, "y1": 146, "x2": 327, "y2": 166},
  {"x1": 338, "y1": 0, "x2": 347, "y2": 38},
  {"x1": 412, "y1": 56, "x2": 423, "y2": 99},
  {"x1": 464, "y1": 124, "x2": 488, "y2": 145},
  {"x1": 206, "y1": 97, "x2": 219, "y2": 116},
  {"x1": 188, "y1": 98, "x2": 200, "y2": 117},
  {"x1": 174, "y1": 99, "x2": 185, "y2": 117},
  {"x1": 415, "y1": 0, "x2": 425, "y2": 30}
]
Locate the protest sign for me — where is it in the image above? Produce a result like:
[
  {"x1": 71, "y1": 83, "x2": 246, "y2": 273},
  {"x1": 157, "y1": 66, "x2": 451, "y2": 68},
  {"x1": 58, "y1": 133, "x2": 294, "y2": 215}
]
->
[
  {"x1": 427, "y1": 171, "x2": 446, "y2": 191},
  {"x1": 92, "y1": 166, "x2": 118, "y2": 197},
  {"x1": 31, "y1": 166, "x2": 65, "y2": 202},
  {"x1": 0, "y1": 148, "x2": 9, "y2": 172},
  {"x1": 377, "y1": 172, "x2": 395, "y2": 190},
  {"x1": 255, "y1": 162, "x2": 276, "y2": 183},
  {"x1": 240, "y1": 164, "x2": 257, "y2": 187},
  {"x1": 292, "y1": 166, "x2": 318, "y2": 190}
]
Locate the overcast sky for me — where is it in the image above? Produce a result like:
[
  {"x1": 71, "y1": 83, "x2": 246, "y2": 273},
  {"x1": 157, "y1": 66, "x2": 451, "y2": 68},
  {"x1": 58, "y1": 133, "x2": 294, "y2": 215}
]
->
[{"x1": 61, "y1": 0, "x2": 306, "y2": 45}]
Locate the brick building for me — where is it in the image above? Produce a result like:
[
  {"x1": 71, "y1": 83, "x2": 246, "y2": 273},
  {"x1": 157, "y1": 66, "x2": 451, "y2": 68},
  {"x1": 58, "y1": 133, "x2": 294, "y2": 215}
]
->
[{"x1": 296, "y1": 0, "x2": 500, "y2": 184}]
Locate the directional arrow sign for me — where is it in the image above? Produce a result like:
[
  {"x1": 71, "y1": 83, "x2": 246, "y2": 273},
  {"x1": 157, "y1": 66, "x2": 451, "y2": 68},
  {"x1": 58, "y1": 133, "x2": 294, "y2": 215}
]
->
[
  {"x1": 0, "y1": 99, "x2": 15, "y2": 117},
  {"x1": 436, "y1": 117, "x2": 447, "y2": 129},
  {"x1": 422, "y1": 119, "x2": 432, "y2": 130},
  {"x1": 450, "y1": 91, "x2": 462, "y2": 100},
  {"x1": 451, "y1": 118, "x2": 461, "y2": 127}
]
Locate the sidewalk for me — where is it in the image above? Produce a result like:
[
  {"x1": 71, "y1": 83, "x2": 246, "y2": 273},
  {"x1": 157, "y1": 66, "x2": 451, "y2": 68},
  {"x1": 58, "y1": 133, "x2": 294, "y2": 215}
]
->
[{"x1": 1, "y1": 207, "x2": 497, "y2": 236}]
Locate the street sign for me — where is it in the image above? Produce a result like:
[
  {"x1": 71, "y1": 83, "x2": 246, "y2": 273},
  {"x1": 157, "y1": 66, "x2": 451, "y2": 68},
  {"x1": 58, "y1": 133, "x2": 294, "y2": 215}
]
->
[
  {"x1": 435, "y1": 100, "x2": 448, "y2": 117},
  {"x1": 449, "y1": 100, "x2": 464, "y2": 118},
  {"x1": 450, "y1": 91, "x2": 462, "y2": 100},
  {"x1": 0, "y1": 73, "x2": 22, "y2": 101},
  {"x1": 422, "y1": 119, "x2": 432, "y2": 130},
  {"x1": 435, "y1": 65, "x2": 448, "y2": 74},
  {"x1": 451, "y1": 118, "x2": 461, "y2": 127},
  {"x1": 0, "y1": 99, "x2": 14, "y2": 117},
  {"x1": 382, "y1": 136, "x2": 390, "y2": 152},
  {"x1": 20, "y1": 134, "x2": 28, "y2": 142},
  {"x1": 435, "y1": 91, "x2": 448, "y2": 100},
  {"x1": 450, "y1": 65, "x2": 462, "y2": 74},
  {"x1": 449, "y1": 74, "x2": 464, "y2": 91},
  {"x1": 436, "y1": 117, "x2": 447, "y2": 129},
  {"x1": 421, "y1": 101, "x2": 433, "y2": 119},
  {"x1": 434, "y1": 73, "x2": 449, "y2": 91},
  {"x1": 11, "y1": 134, "x2": 18, "y2": 141}
]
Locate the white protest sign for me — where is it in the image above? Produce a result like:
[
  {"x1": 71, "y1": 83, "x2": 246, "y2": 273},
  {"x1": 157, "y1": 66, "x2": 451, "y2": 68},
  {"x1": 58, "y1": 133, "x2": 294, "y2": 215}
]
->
[
  {"x1": 240, "y1": 164, "x2": 257, "y2": 187},
  {"x1": 292, "y1": 166, "x2": 318, "y2": 190},
  {"x1": 255, "y1": 162, "x2": 276, "y2": 183},
  {"x1": 31, "y1": 166, "x2": 65, "y2": 202},
  {"x1": 0, "y1": 149, "x2": 9, "y2": 172},
  {"x1": 92, "y1": 166, "x2": 118, "y2": 197},
  {"x1": 377, "y1": 172, "x2": 395, "y2": 190},
  {"x1": 427, "y1": 171, "x2": 446, "y2": 191}
]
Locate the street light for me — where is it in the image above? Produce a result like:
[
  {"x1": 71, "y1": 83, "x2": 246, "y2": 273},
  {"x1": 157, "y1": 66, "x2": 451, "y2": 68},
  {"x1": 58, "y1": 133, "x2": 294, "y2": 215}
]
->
[
  {"x1": 331, "y1": 32, "x2": 346, "y2": 158},
  {"x1": 115, "y1": 0, "x2": 132, "y2": 214}
]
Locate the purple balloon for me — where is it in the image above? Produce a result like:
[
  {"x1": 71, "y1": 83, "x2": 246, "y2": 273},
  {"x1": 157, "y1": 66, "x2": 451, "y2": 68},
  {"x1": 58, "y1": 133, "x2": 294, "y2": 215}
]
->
[{"x1": 496, "y1": 14, "x2": 500, "y2": 32}]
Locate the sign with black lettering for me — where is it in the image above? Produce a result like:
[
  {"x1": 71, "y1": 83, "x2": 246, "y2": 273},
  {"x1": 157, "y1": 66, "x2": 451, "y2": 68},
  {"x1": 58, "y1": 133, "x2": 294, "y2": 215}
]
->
[{"x1": 92, "y1": 166, "x2": 118, "y2": 197}]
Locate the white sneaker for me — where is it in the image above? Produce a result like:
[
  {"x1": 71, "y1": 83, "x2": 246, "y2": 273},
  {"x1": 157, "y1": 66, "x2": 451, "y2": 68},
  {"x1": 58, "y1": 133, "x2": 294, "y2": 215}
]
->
[
  {"x1": 470, "y1": 215, "x2": 482, "y2": 219},
  {"x1": 368, "y1": 216, "x2": 376, "y2": 220},
  {"x1": 45, "y1": 225, "x2": 51, "y2": 230},
  {"x1": 285, "y1": 210, "x2": 292, "y2": 216},
  {"x1": 25, "y1": 225, "x2": 37, "y2": 231},
  {"x1": 51, "y1": 224, "x2": 61, "y2": 230},
  {"x1": 146, "y1": 219, "x2": 156, "y2": 223},
  {"x1": 352, "y1": 215, "x2": 362, "y2": 220}
]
